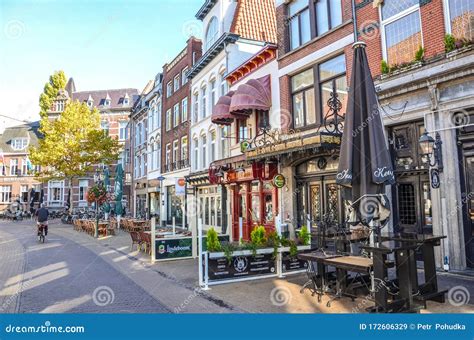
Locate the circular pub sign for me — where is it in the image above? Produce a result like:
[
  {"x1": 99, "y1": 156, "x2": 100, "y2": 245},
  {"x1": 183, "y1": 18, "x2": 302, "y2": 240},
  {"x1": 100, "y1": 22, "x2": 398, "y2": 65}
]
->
[
  {"x1": 177, "y1": 178, "x2": 186, "y2": 187},
  {"x1": 272, "y1": 174, "x2": 286, "y2": 188}
]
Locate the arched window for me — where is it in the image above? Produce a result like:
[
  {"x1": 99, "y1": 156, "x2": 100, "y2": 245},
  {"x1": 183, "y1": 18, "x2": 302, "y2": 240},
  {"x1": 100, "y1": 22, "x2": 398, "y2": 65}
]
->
[
  {"x1": 205, "y1": 17, "x2": 219, "y2": 51},
  {"x1": 154, "y1": 139, "x2": 160, "y2": 171}
]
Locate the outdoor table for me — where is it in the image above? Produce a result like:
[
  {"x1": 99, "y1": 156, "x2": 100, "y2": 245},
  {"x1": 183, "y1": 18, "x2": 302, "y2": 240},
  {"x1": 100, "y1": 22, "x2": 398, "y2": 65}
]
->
[
  {"x1": 361, "y1": 241, "x2": 419, "y2": 313},
  {"x1": 298, "y1": 250, "x2": 341, "y2": 302},
  {"x1": 381, "y1": 233, "x2": 447, "y2": 303}
]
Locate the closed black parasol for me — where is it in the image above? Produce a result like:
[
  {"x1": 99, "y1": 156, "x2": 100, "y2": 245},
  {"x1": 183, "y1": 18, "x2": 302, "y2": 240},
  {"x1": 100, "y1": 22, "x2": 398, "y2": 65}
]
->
[{"x1": 336, "y1": 42, "x2": 394, "y2": 225}]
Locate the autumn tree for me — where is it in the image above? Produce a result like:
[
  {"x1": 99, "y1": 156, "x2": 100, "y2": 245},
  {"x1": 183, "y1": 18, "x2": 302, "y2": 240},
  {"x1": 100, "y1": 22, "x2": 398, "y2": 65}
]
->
[
  {"x1": 30, "y1": 100, "x2": 121, "y2": 209},
  {"x1": 39, "y1": 70, "x2": 67, "y2": 118}
]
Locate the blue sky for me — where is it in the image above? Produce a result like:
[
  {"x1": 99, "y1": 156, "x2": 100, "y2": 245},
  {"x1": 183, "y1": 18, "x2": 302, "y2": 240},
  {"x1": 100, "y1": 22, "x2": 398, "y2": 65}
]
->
[{"x1": 0, "y1": 0, "x2": 203, "y2": 129}]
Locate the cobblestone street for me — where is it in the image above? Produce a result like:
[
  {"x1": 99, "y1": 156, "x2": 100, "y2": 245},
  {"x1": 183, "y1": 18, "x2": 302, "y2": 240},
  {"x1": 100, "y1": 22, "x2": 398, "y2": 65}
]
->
[{"x1": 1, "y1": 220, "x2": 473, "y2": 314}]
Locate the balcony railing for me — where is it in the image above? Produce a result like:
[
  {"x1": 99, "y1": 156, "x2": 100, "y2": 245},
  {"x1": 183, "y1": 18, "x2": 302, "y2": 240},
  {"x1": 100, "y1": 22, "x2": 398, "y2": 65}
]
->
[{"x1": 164, "y1": 159, "x2": 190, "y2": 172}]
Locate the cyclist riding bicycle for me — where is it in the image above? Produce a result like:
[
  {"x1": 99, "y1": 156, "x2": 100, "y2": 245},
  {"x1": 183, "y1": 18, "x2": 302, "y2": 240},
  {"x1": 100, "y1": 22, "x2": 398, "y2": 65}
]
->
[{"x1": 35, "y1": 203, "x2": 49, "y2": 236}]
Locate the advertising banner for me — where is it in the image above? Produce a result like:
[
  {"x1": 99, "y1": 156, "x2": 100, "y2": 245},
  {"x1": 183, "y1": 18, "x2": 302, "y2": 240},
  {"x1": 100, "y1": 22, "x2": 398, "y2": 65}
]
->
[
  {"x1": 207, "y1": 253, "x2": 275, "y2": 281},
  {"x1": 155, "y1": 238, "x2": 192, "y2": 260}
]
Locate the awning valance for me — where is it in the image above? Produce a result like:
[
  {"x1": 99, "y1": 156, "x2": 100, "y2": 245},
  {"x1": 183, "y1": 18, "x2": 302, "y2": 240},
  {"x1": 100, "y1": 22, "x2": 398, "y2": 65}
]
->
[
  {"x1": 211, "y1": 91, "x2": 235, "y2": 126},
  {"x1": 229, "y1": 75, "x2": 271, "y2": 117}
]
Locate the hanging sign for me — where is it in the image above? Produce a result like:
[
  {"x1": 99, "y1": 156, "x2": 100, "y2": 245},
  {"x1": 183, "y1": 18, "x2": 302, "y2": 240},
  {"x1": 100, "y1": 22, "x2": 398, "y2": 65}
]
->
[
  {"x1": 175, "y1": 178, "x2": 186, "y2": 196},
  {"x1": 272, "y1": 174, "x2": 286, "y2": 188},
  {"x1": 430, "y1": 168, "x2": 440, "y2": 189}
]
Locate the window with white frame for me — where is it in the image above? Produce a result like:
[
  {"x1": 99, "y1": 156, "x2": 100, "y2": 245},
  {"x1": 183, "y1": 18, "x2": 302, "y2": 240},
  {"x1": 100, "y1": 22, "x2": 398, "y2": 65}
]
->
[
  {"x1": 166, "y1": 143, "x2": 171, "y2": 167},
  {"x1": 154, "y1": 141, "x2": 160, "y2": 170},
  {"x1": 220, "y1": 126, "x2": 230, "y2": 159},
  {"x1": 118, "y1": 150, "x2": 126, "y2": 167},
  {"x1": 79, "y1": 179, "x2": 88, "y2": 201},
  {"x1": 119, "y1": 121, "x2": 127, "y2": 141},
  {"x1": 166, "y1": 109, "x2": 172, "y2": 131},
  {"x1": 141, "y1": 122, "x2": 146, "y2": 145},
  {"x1": 181, "y1": 136, "x2": 188, "y2": 162},
  {"x1": 381, "y1": 0, "x2": 422, "y2": 66},
  {"x1": 193, "y1": 92, "x2": 199, "y2": 122},
  {"x1": 0, "y1": 163, "x2": 5, "y2": 176},
  {"x1": 182, "y1": 67, "x2": 189, "y2": 85},
  {"x1": 48, "y1": 181, "x2": 64, "y2": 204},
  {"x1": 205, "y1": 16, "x2": 219, "y2": 51},
  {"x1": 181, "y1": 97, "x2": 188, "y2": 122},
  {"x1": 150, "y1": 140, "x2": 155, "y2": 171},
  {"x1": 166, "y1": 82, "x2": 172, "y2": 97},
  {"x1": 0, "y1": 186, "x2": 12, "y2": 203},
  {"x1": 11, "y1": 138, "x2": 28, "y2": 150},
  {"x1": 210, "y1": 130, "x2": 216, "y2": 162},
  {"x1": 173, "y1": 140, "x2": 179, "y2": 164},
  {"x1": 446, "y1": 0, "x2": 474, "y2": 39},
  {"x1": 21, "y1": 158, "x2": 28, "y2": 176},
  {"x1": 101, "y1": 121, "x2": 109, "y2": 135},
  {"x1": 156, "y1": 100, "x2": 162, "y2": 130},
  {"x1": 193, "y1": 137, "x2": 199, "y2": 170},
  {"x1": 10, "y1": 159, "x2": 18, "y2": 176},
  {"x1": 210, "y1": 79, "x2": 217, "y2": 106},
  {"x1": 141, "y1": 153, "x2": 146, "y2": 177},
  {"x1": 134, "y1": 155, "x2": 139, "y2": 178},
  {"x1": 19, "y1": 185, "x2": 28, "y2": 202},
  {"x1": 135, "y1": 124, "x2": 140, "y2": 147},
  {"x1": 220, "y1": 72, "x2": 227, "y2": 96},
  {"x1": 201, "y1": 134, "x2": 207, "y2": 168},
  {"x1": 201, "y1": 86, "x2": 207, "y2": 118},
  {"x1": 174, "y1": 74, "x2": 180, "y2": 92},
  {"x1": 148, "y1": 111, "x2": 154, "y2": 134},
  {"x1": 173, "y1": 103, "x2": 180, "y2": 127}
]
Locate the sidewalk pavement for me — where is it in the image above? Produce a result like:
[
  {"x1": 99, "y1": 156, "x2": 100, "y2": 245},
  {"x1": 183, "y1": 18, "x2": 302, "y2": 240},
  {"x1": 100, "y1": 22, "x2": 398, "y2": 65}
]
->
[{"x1": 46, "y1": 221, "x2": 474, "y2": 314}]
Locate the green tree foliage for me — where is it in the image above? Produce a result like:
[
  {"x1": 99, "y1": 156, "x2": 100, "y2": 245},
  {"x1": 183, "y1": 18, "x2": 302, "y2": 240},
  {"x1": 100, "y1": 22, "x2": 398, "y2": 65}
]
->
[
  {"x1": 39, "y1": 70, "x2": 67, "y2": 118},
  {"x1": 30, "y1": 100, "x2": 121, "y2": 207}
]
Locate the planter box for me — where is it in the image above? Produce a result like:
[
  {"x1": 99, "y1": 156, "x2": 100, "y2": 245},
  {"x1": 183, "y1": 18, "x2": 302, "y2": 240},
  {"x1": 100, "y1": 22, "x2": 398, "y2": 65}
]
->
[
  {"x1": 446, "y1": 45, "x2": 474, "y2": 59},
  {"x1": 380, "y1": 61, "x2": 423, "y2": 80},
  {"x1": 209, "y1": 247, "x2": 274, "y2": 259},
  {"x1": 279, "y1": 245, "x2": 311, "y2": 273},
  {"x1": 206, "y1": 248, "x2": 276, "y2": 281}
]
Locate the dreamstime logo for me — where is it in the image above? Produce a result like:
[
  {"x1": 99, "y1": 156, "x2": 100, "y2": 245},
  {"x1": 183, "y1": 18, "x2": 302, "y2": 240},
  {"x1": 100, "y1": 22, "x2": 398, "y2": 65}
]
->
[
  {"x1": 92, "y1": 286, "x2": 115, "y2": 307},
  {"x1": 450, "y1": 109, "x2": 470, "y2": 127},
  {"x1": 185, "y1": 196, "x2": 203, "y2": 218},
  {"x1": 4, "y1": 19, "x2": 26, "y2": 40},
  {"x1": 182, "y1": 20, "x2": 202, "y2": 39},
  {"x1": 271, "y1": 109, "x2": 292, "y2": 130},
  {"x1": 358, "y1": 20, "x2": 380, "y2": 41},
  {"x1": 358, "y1": 196, "x2": 380, "y2": 221},
  {"x1": 270, "y1": 287, "x2": 292, "y2": 306},
  {"x1": 448, "y1": 285, "x2": 470, "y2": 307}
]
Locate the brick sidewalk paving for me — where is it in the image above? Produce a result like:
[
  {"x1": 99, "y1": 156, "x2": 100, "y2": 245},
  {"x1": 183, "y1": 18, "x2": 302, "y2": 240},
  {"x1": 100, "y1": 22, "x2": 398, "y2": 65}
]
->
[{"x1": 1, "y1": 220, "x2": 473, "y2": 313}]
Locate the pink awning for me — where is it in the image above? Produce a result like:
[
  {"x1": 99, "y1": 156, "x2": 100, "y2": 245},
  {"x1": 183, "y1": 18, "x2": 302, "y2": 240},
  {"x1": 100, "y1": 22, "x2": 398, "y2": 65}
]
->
[
  {"x1": 229, "y1": 75, "x2": 271, "y2": 117},
  {"x1": 211, "y1": 91, "x2": 235, "y2": 126}
]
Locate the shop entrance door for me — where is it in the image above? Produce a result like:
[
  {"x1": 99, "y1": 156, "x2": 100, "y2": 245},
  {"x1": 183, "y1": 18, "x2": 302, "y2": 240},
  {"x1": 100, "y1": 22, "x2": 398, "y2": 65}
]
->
[
  {"x1": 306, "y1": 178, "x2": 343, "y2": 226},
  {"x1": 461, "y1": 155, "x2": 474, "y2": 267},
  {"x1": 393, "y1": 174, "x2": 432, "y2": 235},
  {"x1": 232, "y1": 183, "x2": 249, "y2": 241}
]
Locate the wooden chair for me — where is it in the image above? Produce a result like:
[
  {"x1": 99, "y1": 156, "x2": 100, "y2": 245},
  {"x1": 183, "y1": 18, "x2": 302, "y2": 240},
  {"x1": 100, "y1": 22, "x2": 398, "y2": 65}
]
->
[
  {"x1": 139, "y1": 232, "x2": 151, "y2": 254},
  {"x1": 130, "y1": 231, "x2": 142, "y2": 251}
]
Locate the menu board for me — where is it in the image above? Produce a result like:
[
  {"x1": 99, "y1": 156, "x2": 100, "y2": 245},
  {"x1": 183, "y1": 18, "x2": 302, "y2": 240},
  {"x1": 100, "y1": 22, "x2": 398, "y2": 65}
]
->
[
  {"x1": 207, "y1": 253, "x2": 276, "y2": 281},
  {"x1": 281, "y1": 252, "x2": 308, "y2": 272}
]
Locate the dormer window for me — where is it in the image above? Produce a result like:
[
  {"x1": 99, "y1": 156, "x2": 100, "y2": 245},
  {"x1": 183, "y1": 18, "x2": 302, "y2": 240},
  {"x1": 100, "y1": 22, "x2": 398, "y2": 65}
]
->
[
  {"x1": 205, "y1": 16, "x2": 219, "y2": 51},
  {"x1": 123, "y1": 98, "x2": 129, "y2": 105},
  {"x1": 87, "y1": 100, "x2": 93, "y2": 108},
  {"x1": 104, "y1": 99, "x2": 111, "y2": 107},
  {"x1": 11, "y1": 138, "x2": 28, "y2": 150}
]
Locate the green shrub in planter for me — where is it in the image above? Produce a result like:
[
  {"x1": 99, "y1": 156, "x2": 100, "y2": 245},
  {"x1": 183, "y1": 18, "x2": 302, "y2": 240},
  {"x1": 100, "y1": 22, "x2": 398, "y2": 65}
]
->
[
  {"x1": 298, "y1": 226, "x2": 310, "y2": 246},
  {"x1": 414, "y1": 46, "x2": 425, "y2": 62},
  {"x1": 206, "y1": 227, "x2": 221, "y2": 252},
  {"x1": 266, "y1": 230, "x2": 281, "y2": 259},
  {"x1": 381, "y1": 60, "x2": 390, "y2": 74},
  {"x1": 444, "y1": 34, "x2": 456, "y2": 52},
  {"x1": 251, "y1": 226, "x2": 267, "y2": 247}
]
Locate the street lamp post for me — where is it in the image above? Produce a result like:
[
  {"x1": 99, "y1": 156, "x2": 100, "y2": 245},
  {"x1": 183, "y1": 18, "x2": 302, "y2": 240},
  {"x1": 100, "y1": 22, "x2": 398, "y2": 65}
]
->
[{"x1": 93, "y1": 166, "x2": 105, "y2": 238}]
